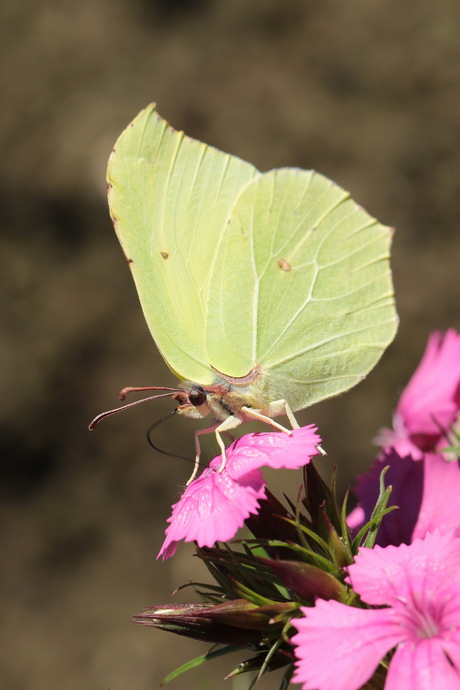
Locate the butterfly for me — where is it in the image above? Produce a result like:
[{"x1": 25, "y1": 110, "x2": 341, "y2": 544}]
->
[{"x1": 90, "y1": 104, "x2": 397, "y2": 481}]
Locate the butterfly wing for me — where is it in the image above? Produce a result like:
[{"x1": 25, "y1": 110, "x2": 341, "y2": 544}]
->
[
  {"x1": 206, "y1": 168, "x2": 397, "y2": 410},
  {"x1": 107, "y1": 104, "x2": 259, "y2": 384}
]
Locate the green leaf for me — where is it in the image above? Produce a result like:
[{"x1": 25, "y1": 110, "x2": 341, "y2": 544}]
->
[{"x1": 161, "y1": 645, "x2": 240, "y2": 686}]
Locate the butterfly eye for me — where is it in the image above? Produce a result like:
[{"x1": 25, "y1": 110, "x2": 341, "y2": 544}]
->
[{"x1": 188, "y1": 386, "x2": 207, "y2": 407}]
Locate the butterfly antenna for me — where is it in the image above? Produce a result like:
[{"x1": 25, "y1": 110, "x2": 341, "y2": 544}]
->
[
  {"x1": 118, "y1": 385, "x2": 181, "y2": 400},
  {"x1": 88, "y1": 386, "x2": 182, "y2": 430}
]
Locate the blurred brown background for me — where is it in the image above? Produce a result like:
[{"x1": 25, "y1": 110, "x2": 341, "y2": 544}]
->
[{"x1": 1, "y1": 1, "x2": 459, "y2": 688}]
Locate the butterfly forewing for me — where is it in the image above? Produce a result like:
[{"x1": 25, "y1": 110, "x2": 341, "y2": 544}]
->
[{"x1": 107, "y1": 104, "x2": 258, "y2": 383}]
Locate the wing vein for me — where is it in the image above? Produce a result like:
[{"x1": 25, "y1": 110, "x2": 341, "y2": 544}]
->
[{"x1": 269, "y1": 315, "x2": 397, "y2": 369}]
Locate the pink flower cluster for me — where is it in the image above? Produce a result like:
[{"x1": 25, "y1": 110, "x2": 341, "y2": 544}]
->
[
  {"x1": 155, "y1": 330, "x2": 460, "y2": 689},
  {"x1": 292, "y1": 329, "x2": 460, "y2": 690}
]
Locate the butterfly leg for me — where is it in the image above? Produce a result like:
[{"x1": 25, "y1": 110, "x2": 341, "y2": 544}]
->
[
  {"x1": 187, "y1": 422, "x2": 220, "y2": 485},
  {"x1": 187, "y1": 418, "x2": 242, "y2": 484},
  {"x1": 267, "y1": 400, "x2": 326, "y2": 455},
  {"x1": 267, "y1": 399, "x2": 300, "y2": 429},
  {"x1": 241, "y1": 399, "x2": 300, "y2": 432},
  {"x1": 214, "y1": 415, "x2": 242, "y2": 473},
  {"x1": 241, "y1": 406, "x2": 292, "y2": 432}
]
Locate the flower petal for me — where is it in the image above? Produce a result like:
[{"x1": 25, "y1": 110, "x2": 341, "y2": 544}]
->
[
  {"x1": 350, "y1": 450, "x2": 460, "y2": 548},
  {"x1": 386, "y1": 638, "x2": 460, "y2": 690},
  {"x1": 158, "y1": 466, "x2": 265, "y2": 559},
  {"x1": 291, "y1": 601, "x2": 401, "y2": 690},
  {"x1": 347, "y1": 530, "x2": 460, "y2": 606},
  {"x1": 349, "y1": 449, "x2": 424, "y2": 547},
  {"x1": 379, "y1": 330, "x2": 460, "y2": 455},
  {"x1": 346, "y1": 505, "x2": 365, "y2": 531},
  {"x1": 412, "y1": 453, "x2": 460, "y2": 541},
  {"x1": 209, "y1": 425, "x2": 321, "y2": 478},
  {"x1": 398, "y1": 329, "x2": 460, "y2": 436},
  {"x1": 158, "y1": 426, "x2": 322, "y2": 559}
]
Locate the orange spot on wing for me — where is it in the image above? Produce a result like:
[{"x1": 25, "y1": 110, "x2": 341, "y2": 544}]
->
[{"x1": 277, "y1": 258, "x2": 292, "y2": 271}]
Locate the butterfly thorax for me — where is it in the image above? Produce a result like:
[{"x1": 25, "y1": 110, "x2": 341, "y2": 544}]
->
[{"x1": 174, "y1": 365, "x2": 271, "y2": 423}]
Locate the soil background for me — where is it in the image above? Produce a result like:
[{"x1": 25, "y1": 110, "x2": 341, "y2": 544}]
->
[{"x1": 1, "y1": 1, "x2": 459, "y2": 689}]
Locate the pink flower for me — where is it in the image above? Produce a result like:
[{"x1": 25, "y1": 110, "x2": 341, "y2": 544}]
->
[
  {"x1": 411, "y1": 453, "x2": 460, "y2": 543},
  {"x1": 348, "y1": 449, "x2": 423, "y2": 547},
  {"x1": 348, "y1": 450, "x2": 460, "y2": 547},
  {"x1": 158, "y1": 425, "x2": 322, "y2": 560},
  {"x1": 292, "y1": 529, "x2": 460, "y2": 690},
  {"x1": 378, "y1": 330, "x2": 460, "y2": 459}
]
